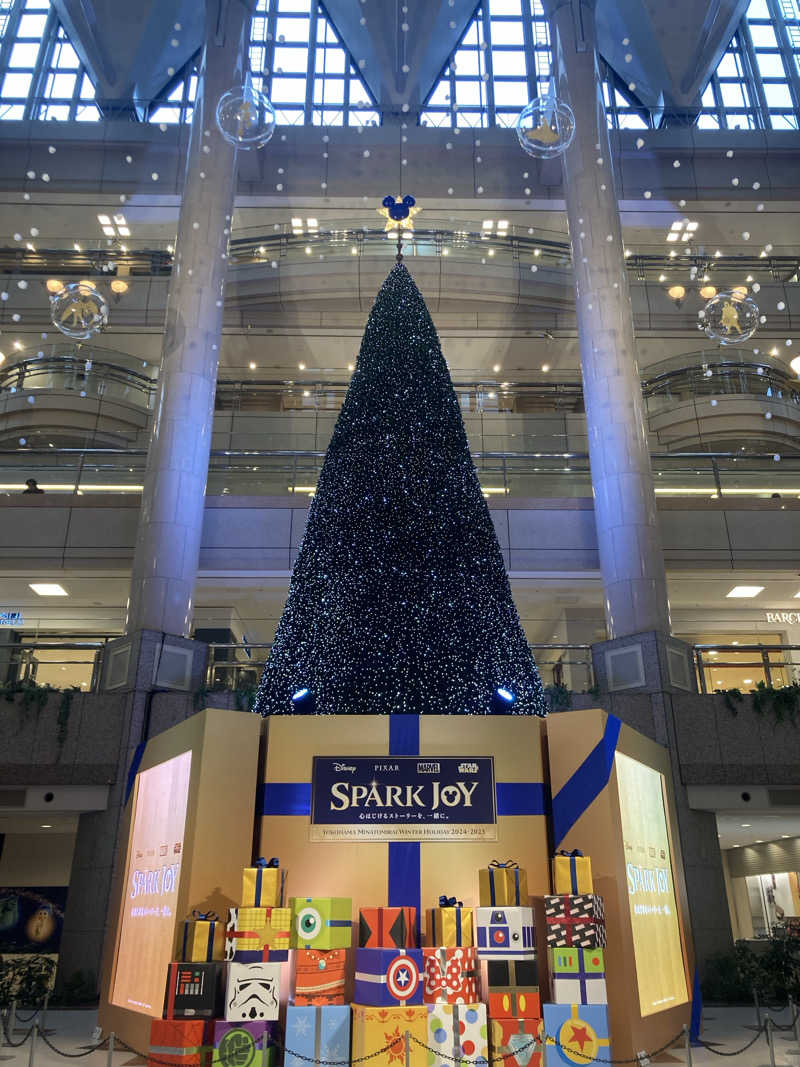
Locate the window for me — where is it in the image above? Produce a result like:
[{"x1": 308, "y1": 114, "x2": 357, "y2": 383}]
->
[{"x1": 0, "y1": 0, "x2": 98, "y2": 120}]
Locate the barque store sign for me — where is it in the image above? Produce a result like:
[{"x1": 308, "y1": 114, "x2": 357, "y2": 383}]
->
[{"x1": 310, "y1": 756, "x2": 497, "y2": 841}]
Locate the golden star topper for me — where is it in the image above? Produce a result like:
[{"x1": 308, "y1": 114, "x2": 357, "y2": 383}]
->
[
  {"x1": 525, "y1": 120, "x2": 559, "y2": 145},
  {"x1": 378, "y1": 194, "x2": 422, "y2": 232}
]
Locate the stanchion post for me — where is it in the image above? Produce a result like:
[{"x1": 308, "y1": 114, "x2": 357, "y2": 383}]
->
[
  {"x1": 767, "y1": 1017, "x2": 776, "y2": 1067},
  {"x1": 755, "y1": 987, "x2": 762, "y2": 1028},
  {"x1": 9, "y1": 999, "x2": 17, "y2": 1039},
  {"x1": 107, "y1": 1030, "x2": 115, "y2": 1067},
  {"x1": 27, "y1": 1022, "x2": 37, "y2": 1067},
  {"x1": 793, "y1": 996, "x2": 800, "y2": 1048},
  {"x1": 404, "y1": 1029, "x2": 410, "y2": 1067},
  {"x1": 40, "y1": 994, "x2": 48, "y2": 1033},
  {"x1": 683, "y1": 1022, "x2": 693, "y2": 1067}
]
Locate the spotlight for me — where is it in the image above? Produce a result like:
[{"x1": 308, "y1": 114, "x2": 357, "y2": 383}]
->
[
  {"x1": 292, "y1": 688, "x2": 309, "y2": 701},
  {"x1": 490, "y1": 685, "x2": 516, "y2": 714},
  {"x1": 496, "y1": 687, "x2": 515, "y2": 703},
  {"x1": 290, "y1": 687, "x2": 315, "y2": 712}
]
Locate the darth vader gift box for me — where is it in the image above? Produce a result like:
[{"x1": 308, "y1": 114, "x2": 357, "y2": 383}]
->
[
  {"x1": 164, "y1": 962, "x2": 223, "y2": 1019},
  {"x1": 224, "y1": 963, "x2": 281, "y2": 1022}
]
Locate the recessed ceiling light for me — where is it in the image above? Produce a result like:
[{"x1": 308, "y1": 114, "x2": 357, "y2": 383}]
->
[
  {"x1": 743, "y1": 678, "x2": 753, "y2": 684},
  {"x1": 249, "y1": 361, "x2": 257, "y2": 370},
  {"x1": 756, "y1": 839, "x2": 763, "y2": 843},
  {"x1": 298, "y1": 363, "x2": 306, "y2": 370},
  {"x1": 541, "y1": 364, "x2": 550, "y2": 372},
  {"x1": 102, "y1": 226, "x2": 115, "y2": 236},
  {"x1": 97, "y1": 214, "x2": 111, "y2": 225},
  {"x1": 782, "y1": 835, "x2": 791, "y2": 839},
  {"x1": 347, "y1": 363, "x2": 354, "y2": 371},
  {"x1": 112, "y1": 214, "x2": 126, "y2": 225},
  {"x1": 29, "y1": 583, "x2": 68, "y2": 596},
  {"x1": 306, "y1": 217, "x2": 318, "y2": 228},
  {"x1": 46, "y1": 278, "x2": 64, "y2": 293},
  {"x1": 741, "y1": 823, "x2": 751, "y2": 827},
  {"x1": 40, "y1": 824, "x2": 52, "y2": 829},
  {"x1": 726, "y1": 586, "x2": 764, "y2": 598},
  {"x1": 110, "y1": 279, "x2": 128, "y2": 294},
  {"x1": 291, "y1": 217, "x2": 303, "y2": 228},
  {"x1": 118, "y1": 226, "x2": 130, "y2": 237},
  {"x1": 497, "y1": 219, "x2": 509, "y2": 229},
  {"x1": 482, "y1": 220, "x2": 493, "y2": 230}
]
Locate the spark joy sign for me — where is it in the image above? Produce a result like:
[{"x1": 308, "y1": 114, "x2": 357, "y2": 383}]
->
[{"x1": 310, "y1": 755, "x2": 497, "y2": 841}]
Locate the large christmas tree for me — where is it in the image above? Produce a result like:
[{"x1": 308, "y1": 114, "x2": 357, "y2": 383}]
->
[{"x1": 253, "y1": 262, "x2": 545, "y2": 716}]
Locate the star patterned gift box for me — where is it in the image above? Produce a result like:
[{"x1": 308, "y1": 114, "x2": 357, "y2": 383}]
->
[
  {"x1": 293, "y1": 948, "x2": 348, "y2": 1005},
  {"x1": 542, "y1": 1004, "x2": 610, "y2": 1067},
  {"x1": 211, "y1": 1021, "x2": 280, "y2": 1067},
  {"x1": 476, "y1": 907, "x2": 536, "y2": 959},
  {"x1": 351, "y1": 1005, "x2": 428, "y2": 1067},
  {"x1": 290, "y1": 897, "x2": 353, "y2": 950},
  {"x1": 549, "y1": 948, "x2": 607, "y2": 1005},
  {"x1": 224, "y1": 963, "x2": 281, "y2": 1022},
  {"x1": 422, "y1": 947, "x2": 480, "y2": 1004},
  {"x1": 544, "y1": 896, "x2": 606, "y2": 949},
  {"x1": 359, "y1": 906, "x2": 417, "y2": 949},
  {"x1": 242, "y1": 861, "x2": 287, "y2": 908},
  {"x1": 225, "y1": 907, "x2": 291, "y2": 963},
  {"x1": 283, "y1": 1005, "x2": 351, "y2": 1067},
  {"x1": 427, "y1": 1003, "x2": 488, "y2": 1067},
  {"x1": 489, "y1": 1016, "x2": 542, "y2": 1067},
  {"x1": 149, "y1": 1019, "x2": 208, "y2": 1067},
  {"x1": 354, "y1": 948, "x2": 424, "y2": 1006},
  {"x1": 180, "y1": 916, "x2": 225, "y2": 963},
  {"x1": 426, "y1": 905, "x2": 474, "y2": 948},
  {"x1": 164, "y1": 963, "x2": 223, "y2": 1019},
  {"x1": 479, "y1": 863, "x2": 529, "y2": 908}
]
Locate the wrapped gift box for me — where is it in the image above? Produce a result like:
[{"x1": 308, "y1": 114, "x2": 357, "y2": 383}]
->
[
  {"x1": 476, "y1": 907, "x2": 535, "y2": 959},
  {"x1": 284, "y1": 1005, "x2": 351, "y2": 1067},
  {"x1": 354, "y1": 948, "x2": 424, "y2": 1006},
  {"x1": 544, "y1": 896, "x2": 605, "y2": 950},
  {"x1": 225, "y1": 907, "x2": 291, "y2": 963},
  {"x1": 164, "y1": 963, "x2": 223, "y2": 1019},
  {"x1": 352, "y1": 1005, "x2": 428, "y2": 1067},
  {"x1": 550, "y1": 948, "x2": 607, "y2": 1005},
  {"x1": 149, "y1": 1019, "x2": 208, "y2": 1067},
  {"x1": 290, "y1": 897, "x2": 353, "y2": 950},
  {"x1": 423, "y1": 947, "x2": 480, "y2": 1004},
  {"x1": 427, "y1": 1003, "x2": 488, "y2": 1067},
  {"x1": 242, "y1": 860, "x2": 287, "y2": 908},
  {"x1": 489, "y1": 1016, "x2": 542, "y2": 1067},
  {"x1": 487, "y1": 959, "x2": 539, "y2": 989},
  {"x1": 552, "y1": 852, "x2": 593, "y2": 896},
  {"x1": 479, "y1": 863, "x2": 529, "y2": 907},
  {"x1": 224, "y1": 962, "x2": 281, "y2": 1022},
  {"x1": 180, "y1": 915, "x2": 225, "y2": 963},
  {"x1": 427, "y1": 905, "x2": 473, "y2": 948},
  {"x1": 211, "y1": 1021, "x2": 280, "y2": 1067},
  {"x1": 359, "y1": 906, "x2": 416, "y2": 949},
  {"x1": 293, "y1": 948, "x2": 348, "y2": 1005},
  {"x1": 488, "y1": 990, "x2": 541, "y2": 1020},
  {"x1": 543, "y1": 1004, "x2": 610, "y2": 1067}
]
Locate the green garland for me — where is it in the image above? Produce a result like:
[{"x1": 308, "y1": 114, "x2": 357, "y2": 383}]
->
[
  {"x1": 716, "y1": 682, "x2": 800, "y2": 726},
  {"x1": 0, "y1": 680, "x2": 81, "y2": 745}
]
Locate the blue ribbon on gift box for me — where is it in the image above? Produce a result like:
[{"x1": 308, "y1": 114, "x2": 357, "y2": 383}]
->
[{"x1": 551, "y1": 714, "x2": 621, "y2": 848}]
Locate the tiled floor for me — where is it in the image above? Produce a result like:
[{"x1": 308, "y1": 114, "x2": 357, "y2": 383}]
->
[{"x1": 1, "y1": 1005, "x2": 799, "y2": 1067}]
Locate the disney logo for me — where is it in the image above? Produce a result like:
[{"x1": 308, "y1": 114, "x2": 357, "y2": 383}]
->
[{"x1": 333, "y1": 762, "x2": 357, "y2": 773}]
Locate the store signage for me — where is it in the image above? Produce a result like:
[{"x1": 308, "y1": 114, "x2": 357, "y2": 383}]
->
[
  {"x1": 310, "y1": 755, "x2": 497, "y2": 842},
  {"x1": 0, "y1": 611, "x2": 23, "y2": 626},
  {"x1": 765, "y1": 611, "x2": 800, "y2": 625}
]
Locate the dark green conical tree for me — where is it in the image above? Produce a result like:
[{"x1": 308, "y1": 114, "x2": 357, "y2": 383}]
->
[{"x1": 253, "y1": 262, "x2": 545, "y2": 716}]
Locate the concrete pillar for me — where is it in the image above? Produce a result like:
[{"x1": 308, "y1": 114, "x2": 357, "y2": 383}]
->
[
  {"x1": 126, "y1": 0, "x2": 252, "y2": 637},
  {"x1": 547, "y1": 0, "x2": 671, "y2": 639}
]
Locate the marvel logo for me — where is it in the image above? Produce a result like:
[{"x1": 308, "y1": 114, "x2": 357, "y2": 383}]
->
[{"x1": 417, "y1": 762, "x2": 440, "y2": 773}]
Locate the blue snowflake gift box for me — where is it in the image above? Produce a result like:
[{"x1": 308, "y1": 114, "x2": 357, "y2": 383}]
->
[{"x1": 283, "y1": 1005, "x2": 351, "y2": 1067}]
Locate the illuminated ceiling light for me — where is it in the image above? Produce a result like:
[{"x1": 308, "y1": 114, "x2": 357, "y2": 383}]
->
[
  {"x1": 497, "y1": 219, "x2": 509, "y2": 230},
  {"x1": 291, "y1": 217, "x2": 303, "y2": 228},
  {"x1": 102, "y1": 226, "x2": 115, "y2": 236},
  {"x1": 351, "y1": 246, "x2": 358, "y2": 255},
  {"x1": 699, "y1": 285, "x2": 717, "y2": 299},
  {"x1": 112, "y1": 214, "x2": 126, "y2": 225},
  {"x1": 13, "y1": 341, "x2": 23, "y2": 350},
  {"x1": 167, "y1": 244, "x2": 175, "y2": 254},
  {"x1": 732, "y1": 285, "x2": 748, "y2": 298},
  {"x1": 714, "y1": 249, "x2": 722, "y2": 258},
  {"x1": 658, "y1": 273, "x2": 667, "y2": 282},
  {"x1": 670, "y1": 221, "x2": 683, "y2": 231},
  {"x1": 29, "y1": 583, "x2": 68, "y2": 596},
  {"x1": 306, "y1": 217, "x2": 318, "y2": 229},
  {"x1": 791, "y1": 355, "x2": 800, "y2": 376},
  {"x1": 624, "y1": 249, "x2": 631, "y2": 258},
  {"x1": 46, "y1": 278, "x2": 64, "y2": 293},
  {"x1": 726, "y1": 586, "x2": 764, "y2": 598},
  {"x1": 488, "y1": 249, "x2": 495, "y2": 256},
  {"x1": 73, "y1": 242, "x2": 81, "y2": 251},
  {"x1": 292, "y1": 229, "x2": 303, "y2": 235},
  {"x1": 0, "y1": 352, "x2": 4, "y2": 365},
  {"x1": 110, "y1": 279, "x2": 129, "y2": 294},
  {"x1": 669, "y1": 250, "x2": 677, "y2": 258},
  {"x1": 442, "y1": 248, "x2": 449, "y2": 255},
  {"x1": 541, "y1": 363, "x2": 550, "y2": 372},
  {"x1": 667, "y1": 285, "x2": 686, "y2": 300},
  {"x1": 666, "y1": 233, "x2": 679, "y2": 242},
  {"x1": 257, "y1": 245, "x2": 265, "y2": 254},
  {"x1": 298, "y1": 362, "x2": 306, "y2": 370},
  {"x1": 305, "y1": 246, "x2": 312, "y2": 254},
  {"x1": 26, "y1": 242, "x2": 35, "y2": 250},
  {"x1": 742, "y1": 679, "x2": 753, "y2": 684},
  {"x1": 686, "y1": 221, "x2": 699, "y2": 232},
  {"x1": 78, "y1": 279, "x2": 97, "y2": 289},
  {"x1": 347, "y1": 363, "x2": 354, "y2": 371},
  {"x1": 118, "y1": 226, "x2": 130, "y2": 237},
  {"x1": 746, "y1": 275, "x2": 754, "y2": 282},
  {"x1": 533, "y1": 248, "x2": 541, "y2": 256},
  {"x1": 681, "y1": 232, "x2": 690, "y2": 242},
  {"x1": 493, "y1": 364, "x2": 501, "y2": 373},
  {"x1": 97, "y1": 214, "x2": 111, "y2": 225},
  {"x1": 482, "y1": 220, "x2": 493, "y2": 230},
  {"x1": 249, "y1": 361, "x2": 257, "y2": 370},
  {"x1": 759, "y1": 250, "x2": 767, "y2": 258}
]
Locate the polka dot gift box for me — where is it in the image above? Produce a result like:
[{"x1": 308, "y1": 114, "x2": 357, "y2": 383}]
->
[
  {"x1": 427, "y1": 1003, "x2": 489, "y2": 1067},
  {"x1": 423, "y1": 947, "x2": 480, "y2": 1004}
]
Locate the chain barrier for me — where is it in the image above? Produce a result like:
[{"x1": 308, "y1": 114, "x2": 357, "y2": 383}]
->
[{"x1": 3, "y1": 1010, "x2": 800, "y2": 1065}]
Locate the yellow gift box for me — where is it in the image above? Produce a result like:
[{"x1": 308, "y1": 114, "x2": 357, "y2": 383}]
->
[
  {"x1": 426, "y1": 905, "x2": 474, "y2": 947},
  {"x1": 479, "y1": 862, "x2": 529, "y2": 907},
  {"x1": 229, "y1": 907, "x2": 291, "y2": 951},
  {"x1": 352, "y1": 1005, "x2": 428, "y2": 1067},
  {"x1": 552, "y1": 851, "x2": 593, "y2": 895},
  {"x1": 242, "y1": 860, "x2": 287, "y2": 907},
  {"x1": 179, "y1": 915, "x2": 225, "y2": 961}
]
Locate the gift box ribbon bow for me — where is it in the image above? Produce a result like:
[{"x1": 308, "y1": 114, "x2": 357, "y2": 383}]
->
[
  {"x1": 555, "y1": 849, "x2": 583, "y2": 858},
  {"x1": 190, "y1": 910, "x2": 218, "y2": 921},
  {"x1": 256, "y1": 857, "x2": 280, "y2": 868},
  {"x1": 439, "y1": 895, "x2": 463, "y2": 908},
  {"x1": 489, "y1": 860, "x2": 519, "y2": 869}
]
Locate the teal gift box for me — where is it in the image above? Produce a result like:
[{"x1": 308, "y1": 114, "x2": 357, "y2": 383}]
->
[{"x1": 284, "y1": 1005, "x2": 351, "y2": 1067}]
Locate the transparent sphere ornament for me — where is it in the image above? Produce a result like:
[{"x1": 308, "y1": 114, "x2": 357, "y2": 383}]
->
[
  {"x1": 216, "y1": 83, "x2": 276, "y2": 149},
  {"x1": 50, "y1": 281, "x2": 108, "y2": 339},
  {"x1": 516, "y1": 95, "x2": 576, "y2": 158},
  {"x1": 701, "y1": 290, "x2": 760, "y2": 345}
]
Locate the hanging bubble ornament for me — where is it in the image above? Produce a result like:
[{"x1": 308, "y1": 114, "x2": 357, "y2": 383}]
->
[
  {"x1": 516, "y1": 92, "x2": 575, "y2": 159},
  {"x1": 701, "y1": 290, "x2": 760, "y2": 345},
  {"x1": 50, "y1": 281, "x2": 108, "y2": 340},
  {"x1": 215, "y1": 81, "x2": 276, "y2": 149}
]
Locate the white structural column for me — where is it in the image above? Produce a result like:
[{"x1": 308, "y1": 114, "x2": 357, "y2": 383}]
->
[
  {"x1": 547, "y1": 0, "x2": 671, "y2": 638},
  {"x1": 126, "y1": 0, "x2": 251, "y2": 636}
]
